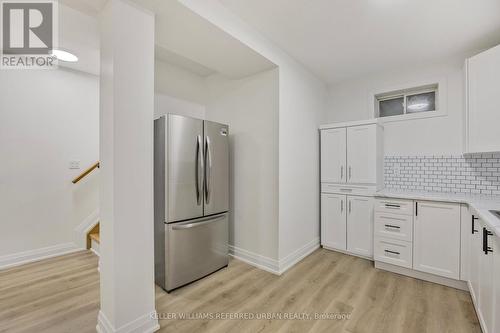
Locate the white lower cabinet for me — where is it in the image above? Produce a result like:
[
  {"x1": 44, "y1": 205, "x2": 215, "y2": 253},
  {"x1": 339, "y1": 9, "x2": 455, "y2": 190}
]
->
[
  {"x1": 413, "y1": 201, "x2": 461, "y2": 280},
  {"x1": 374, "y1": 237, "x2": 412, "y2": 268},
  {"x1": 321, "y1": 193, "x2": 373, "y2": 258},
  {"x1": 374, "y1": 198, "x2": 414, "y2": 269},
  {"x1": 321, "y1": 193, "x2": 346, "y2": 250},
  {"x1": 493, "y1": 236, "x2": 500, "y2": 333},
  {"x1": 477, "y1": 218, "x2": 496, "y2": 333},
  {"x1": 469, "y1": 215, "x2": 482, "y2": 304},
  {"x1": 346, "y1": 196, "x2": 374, "y2": 257},
  {"x1": 468, "y1": 213, "x2": 499, "y2": 333}
]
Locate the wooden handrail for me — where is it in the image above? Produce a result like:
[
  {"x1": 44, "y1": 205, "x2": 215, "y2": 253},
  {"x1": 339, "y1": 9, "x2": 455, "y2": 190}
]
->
[{"x1": 72, "y1": 162, "x2": 100, "y2": 184}]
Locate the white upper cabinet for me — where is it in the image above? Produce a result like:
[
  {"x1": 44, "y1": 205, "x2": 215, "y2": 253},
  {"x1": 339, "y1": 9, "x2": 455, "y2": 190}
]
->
[
  {"x1": 320, "y1": 120, "x2": 383, "y2": 189},
  {"x1": 321, "y1": 128, "x2": 346, "y2": 183},
  {"x1": 413, "y1": 201, "x2": 461, "y2": 280},
  {"x1": 321, "y1": 193, "x2": 346, "y2": 251},
  {"x1": 347, "y1": 125, "x2": 378, "y2": 184},
  {"x1": 347, "y1": 196, "x2": 374, "y2": 257},
  {"x1": 466, "y1": 44, "x2": 500, "y2": 153}
]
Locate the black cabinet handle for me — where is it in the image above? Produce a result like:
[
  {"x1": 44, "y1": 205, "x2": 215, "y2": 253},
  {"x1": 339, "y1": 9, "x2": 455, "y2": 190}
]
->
[
  {"x1": 385, "y1": 204, "x2": 401, "y2": 208},
  {"x1": 483, "y1": 227, "x2": 494, "y2": 254},
  {"x1": 384, "y1": 250, "x2": 400, "y2": 255},
  {"x1": 415, "y1": 202, "x2": 418, "y2": 216},
  {"x1": 384, "y1": 224, "x2": 401, "y2": 229},
  {"x1": 472, "y1": 215, "x2": 478, "y2": 234}
]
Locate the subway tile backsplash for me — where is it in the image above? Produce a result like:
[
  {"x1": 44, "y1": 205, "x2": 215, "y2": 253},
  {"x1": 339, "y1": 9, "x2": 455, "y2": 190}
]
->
[{"x1": 384, "y1": 153, "x2": 500, "y2": 195}]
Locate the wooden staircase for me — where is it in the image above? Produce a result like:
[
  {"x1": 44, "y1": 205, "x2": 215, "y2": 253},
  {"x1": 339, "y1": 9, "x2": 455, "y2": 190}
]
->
[
  {"x1": 87, "y1": 223, "x2": 100, "y2": 256},
  {"x1": 72, "y1": 162, "x2": 101, "y2": 257}
]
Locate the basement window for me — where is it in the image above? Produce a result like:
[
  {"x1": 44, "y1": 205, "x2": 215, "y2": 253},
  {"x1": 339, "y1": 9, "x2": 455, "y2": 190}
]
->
[{"x1": 375, "y1": 84, "x2": 438, "y2": 119}]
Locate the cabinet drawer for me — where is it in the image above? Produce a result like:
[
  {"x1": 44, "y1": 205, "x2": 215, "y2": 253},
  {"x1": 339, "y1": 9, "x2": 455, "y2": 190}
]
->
[
  {"x1": 374, "y1": 237, "x2": 412, "y2": 269},
  {"x1": 375, "y1": 198, "x2": 414, "y2": 216},
  {"x1": 374, "y1": 212, "x2": 413, "y2": 242},
  {"x1": 321, "y1": 183, "x2": 377, "y2": 196}
]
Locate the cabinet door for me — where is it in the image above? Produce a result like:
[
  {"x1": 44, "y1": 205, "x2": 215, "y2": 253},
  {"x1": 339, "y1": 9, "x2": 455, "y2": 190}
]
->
[
  {"x1": 347, "y1": 196, "x2": 374, "y2": 257},
  {"x1": 321, "y1": 128, "x2": 346, "y2": 183},
  {"x1": 347, "y1": 125, "x2": 377, "y2": 184},
  {"x1": 468, "y1": 44, "x2": 500, "y2": 153},
  {"x1": 479, "y1": 224, "x2": 495, "y2": 333},
  {"x1": 413, "y1": 201, "x2": 460, "y2": 279},
  {"x1": 321, "y1": 193, "x2": 346, "y2": 250},
  {"x1": 469, "y1": 215, "x2": 482, "y2": 304},
  {"x1": 493, "y1": 236, "x2": 500, "y2": 333}
]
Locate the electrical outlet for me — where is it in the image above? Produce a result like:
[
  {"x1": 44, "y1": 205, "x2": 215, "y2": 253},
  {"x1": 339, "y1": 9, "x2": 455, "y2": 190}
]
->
[{"x1": 69, "y1": 160, "x2": 80, "y2": 169}]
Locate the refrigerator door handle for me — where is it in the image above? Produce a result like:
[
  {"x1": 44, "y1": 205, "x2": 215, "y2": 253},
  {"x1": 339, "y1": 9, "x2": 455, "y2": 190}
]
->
[
  {"x1": 171, "y1": 215, "x2": 225, "y2": 230},
  {"x1": 196, "y1": 135, "x2": 203, "y2": 206},
  {"x1": 205, "y1": 136, "x2": 212, "y2": 204}
]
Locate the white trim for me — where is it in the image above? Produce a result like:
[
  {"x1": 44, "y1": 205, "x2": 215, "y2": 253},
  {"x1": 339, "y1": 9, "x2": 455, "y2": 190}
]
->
[
  {"x1": 367, "y1": 76, "x2": 448, "y2": 123},
  {"x1": 468, "y1": 280, "x2": 487, "y2": 333},
  {"x1": 319, "y1": 118, "x2": 380, "y2": 130},
  {"x1": 228, "y1": 245, "x2": 280, "y2": 274},
  {"x1": 229, "y1": 239, "x2": 320, "y2": 276},
  {"x1": 279, "y1": 238, "x2": 320, "y2": 274},
  {"x1": 74, "y1": 209, "x2": 100, "y2": 249},
  {"x1": 375, "y1": 261, "x2": 468, "y2": 291},
  {"x1": 322, "y1": 246, "x2": 374, "y2": 261},
  {"x1": 0, "y1": 243, "x2": 80, "y2": 270},
  {"x1": 97, "y1": 310, "x2": 159, "y2": 333},
  {"x1": 90, "y1": 238, "x2": 100, "y2": 257}
]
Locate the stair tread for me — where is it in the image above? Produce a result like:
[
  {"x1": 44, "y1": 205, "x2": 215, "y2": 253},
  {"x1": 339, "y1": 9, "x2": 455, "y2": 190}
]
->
[{"x1": 89, "y1": 232, "x2": 100, "y2": 243}]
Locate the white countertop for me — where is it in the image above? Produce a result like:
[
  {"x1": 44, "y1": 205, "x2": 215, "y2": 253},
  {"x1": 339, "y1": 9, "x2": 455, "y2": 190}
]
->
[{"x1": 375, "y1": 189, "x2": 500, "y2": 238}]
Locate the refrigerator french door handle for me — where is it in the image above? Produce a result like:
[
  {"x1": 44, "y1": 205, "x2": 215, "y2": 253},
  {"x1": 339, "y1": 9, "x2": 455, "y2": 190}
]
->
[
  {"x1": 171, "y1": 215, "x2": 225, "y2": 230},
  {"x1": 196, "y1": 135, "x2": 203, "y2": 206},
  {"x1": 205, "y1": 136, "x2": 212, "y2": 204}
]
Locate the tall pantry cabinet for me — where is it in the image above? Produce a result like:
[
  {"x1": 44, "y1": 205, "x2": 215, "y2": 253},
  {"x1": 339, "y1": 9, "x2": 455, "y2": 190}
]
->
[{"x1": 320, "y1": 120, "x2": 384, "y2": 259}]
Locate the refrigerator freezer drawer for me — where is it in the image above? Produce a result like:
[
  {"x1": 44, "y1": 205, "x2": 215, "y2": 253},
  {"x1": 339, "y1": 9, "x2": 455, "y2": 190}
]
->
[{"x1": 164, "y1": 213, "x2": 229, "y2": 291}]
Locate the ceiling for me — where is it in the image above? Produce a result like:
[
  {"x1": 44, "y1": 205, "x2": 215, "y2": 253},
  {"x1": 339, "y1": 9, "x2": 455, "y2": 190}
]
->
[
  {"x1": 219, "y1": 0, "x2": 500, "y2": 83},
  {"x1": 134, "y1": 0, "x2": 276, "y2": 79},
  {"x1": 155, "y1": 46, "x2": 216, "y2": 77},
  {"x1": 60, "y1": 0, "x2": 276, "y2": 79}
]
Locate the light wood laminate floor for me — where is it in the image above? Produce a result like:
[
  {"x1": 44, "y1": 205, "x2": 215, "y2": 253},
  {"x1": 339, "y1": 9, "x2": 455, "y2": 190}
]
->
[{"x1": 0, "y1": 249, "x2": 480, "y2": 333}]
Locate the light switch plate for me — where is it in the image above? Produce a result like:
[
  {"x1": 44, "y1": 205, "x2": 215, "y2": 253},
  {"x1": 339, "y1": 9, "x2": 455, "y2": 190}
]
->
[{"x1": 69, "y1": 160, "x2": 80, "y2": 169}]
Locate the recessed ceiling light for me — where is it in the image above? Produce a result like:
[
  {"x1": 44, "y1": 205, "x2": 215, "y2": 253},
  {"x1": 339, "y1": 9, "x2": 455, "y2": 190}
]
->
[{"x1": 51, "y1": 49, "x2": 78, "y2": 62}]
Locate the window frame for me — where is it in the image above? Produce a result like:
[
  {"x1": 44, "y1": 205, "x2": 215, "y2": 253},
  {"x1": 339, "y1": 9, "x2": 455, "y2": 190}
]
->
[{"x1": 368, "y1": 78, "x2": 447, "y2": 123}]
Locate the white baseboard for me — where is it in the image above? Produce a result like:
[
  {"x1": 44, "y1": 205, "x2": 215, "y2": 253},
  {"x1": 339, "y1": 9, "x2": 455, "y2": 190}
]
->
[
  {"x1": 468, "y1": 281, "x2": 487, "y2": 333},
  {"x1": 375, "y1": 261, "x2": 468, "y2": 291},
  {"x1": 229, "y1": 238, "x2": 320, "y2": 276},
  {"x1": 0, "y1": 242, "x2": 80, "y2": 270},
  {"x1": 97, "y1": 310, "x2": 159, "y2": 333},
  {"x1": 279, "y1": 237, "x2": 320, "y2": 274},
  {"x1": 228, "y1": 245, "x2": 280, "y2": 274},
  {"x1": 74, "y1": 209, "x2": 99, "y2": 248},
  {"x1": 322, "y1": 246, "x2": 374, "y2": 261}
]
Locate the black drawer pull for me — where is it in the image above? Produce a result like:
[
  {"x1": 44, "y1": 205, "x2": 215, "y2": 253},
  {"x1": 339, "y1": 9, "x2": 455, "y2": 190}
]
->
[
  {"x1": 483, "y1": 227, "x2": 494, "y2": 254},
  {"x1": 472, "y1": 215, "x2": 478, "y2": 234},
  {"x1": 384, "y1": 224, "x2": 401, "y2": 229},
  {"x1": 385, "y1": 204, "x2": 400, "y2": 208},
  {"x1": 384, "y1": 250, "x2": 400, "y2": 255}
]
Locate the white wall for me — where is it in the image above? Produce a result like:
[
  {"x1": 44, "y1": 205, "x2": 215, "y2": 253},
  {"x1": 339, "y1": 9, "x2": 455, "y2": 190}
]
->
[
  {"x1": 180, "y1": 0, "x2": 327, "y2": 267},
  {"x1": 98, "y1": 0, "x2": 158, "y2": 331},
  {"x1": 205, "y1": 68, "x2": 279, "y2": 261},
  {"x1": 155, "y1": 60, "x2": 207, "y2": 105},
  {"x1": 0, "y1": 69, "x2": 99, "y2": 260},
  {"x1": 154, "y1": 60, "x2": 207, "y2": 119},
  {"x1": 326, "y1": 57, "x2": 465, "y2": 155}
]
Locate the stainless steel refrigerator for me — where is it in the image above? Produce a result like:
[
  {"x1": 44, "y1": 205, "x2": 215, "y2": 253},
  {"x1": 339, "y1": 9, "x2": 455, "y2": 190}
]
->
[{"x1": 154, "y1": 114, "x2": 229, "y2": 292}]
